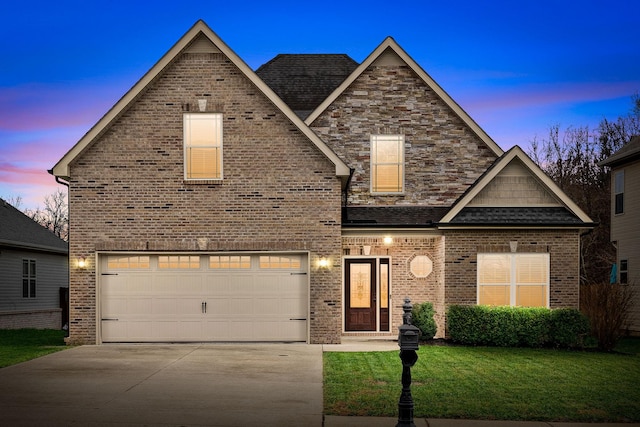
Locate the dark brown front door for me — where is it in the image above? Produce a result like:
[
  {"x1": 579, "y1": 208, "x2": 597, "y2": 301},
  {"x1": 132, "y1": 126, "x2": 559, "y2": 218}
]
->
[{"x1": 345, "y1": 259, "x2": 376, "y2": 331}]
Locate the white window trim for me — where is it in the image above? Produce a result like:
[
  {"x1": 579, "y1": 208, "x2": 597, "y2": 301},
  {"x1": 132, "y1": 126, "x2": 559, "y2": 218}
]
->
[
  {"x1": 477, "y1": 253, "x2": 550, "y2": 308},
  {"x1": 183, "y1": 113, "x2": 223, "y2": 181},
  {"x1": 370, "y1": 134, "x2": 405, "y2": 194}
]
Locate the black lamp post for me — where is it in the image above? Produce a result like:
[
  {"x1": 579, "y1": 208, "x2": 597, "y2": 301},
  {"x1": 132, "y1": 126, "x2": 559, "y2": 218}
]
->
[{"x1": 397, "y1": 297, "x2": 420, "y2": 427}]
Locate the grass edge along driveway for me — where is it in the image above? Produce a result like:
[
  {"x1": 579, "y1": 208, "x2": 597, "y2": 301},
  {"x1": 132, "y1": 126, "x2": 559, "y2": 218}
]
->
[
  {"x1": 324, "y1": 339, "x2": 640, "y2": 423},
  {"x1": 0, "y1": 329, "x2": 67, "y2": 368}
]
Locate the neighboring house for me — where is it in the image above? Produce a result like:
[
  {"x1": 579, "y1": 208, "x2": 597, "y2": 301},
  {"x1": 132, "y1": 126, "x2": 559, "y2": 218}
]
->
[
  {"x1": 51, "y1": 21, "x2": 594, "y2": 345},
  {"x1": 0, "y1": 199, "x2": 69, "y2": 329},
  {"x1": 599, "y1": 135, "x2": 640, "y2": 334}
]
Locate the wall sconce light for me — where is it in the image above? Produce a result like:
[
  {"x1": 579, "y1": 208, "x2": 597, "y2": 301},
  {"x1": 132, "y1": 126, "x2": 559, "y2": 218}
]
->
[
  {"x1": 318, "y1": 257, "x2": 330, "y2": 269},
  {"x1": 383, "y1": 236, "x2": 393, "y2": 245},
  {"x1": 78, "y1": 257, "x2": 87, "y2": 269}
]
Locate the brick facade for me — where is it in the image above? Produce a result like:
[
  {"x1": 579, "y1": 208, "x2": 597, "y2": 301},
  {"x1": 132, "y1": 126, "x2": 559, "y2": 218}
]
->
[
  {"x1": 0, "y1": 309, "x2": 63, "y2": 330},
  {"x1": 443, "y1": 229, "x2": 581, "y2": 323},
  {"x1": 66, "y1": 51, "x2": 343, "y2": 344},
  {"x1": 342, "y1": 235, "x2": 447, "y2": 337},
  {"x1": 58, "y1": 24, "x2": 589, "y2": 345}
]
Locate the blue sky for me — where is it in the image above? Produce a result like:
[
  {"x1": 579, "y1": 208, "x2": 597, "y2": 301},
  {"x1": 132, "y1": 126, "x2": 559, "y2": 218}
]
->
[{"x1": 1, "y1": 0, "x2": 639, "y2": 210}]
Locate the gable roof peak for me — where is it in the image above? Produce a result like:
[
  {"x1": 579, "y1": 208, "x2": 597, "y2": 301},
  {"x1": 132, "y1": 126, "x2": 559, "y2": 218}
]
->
[
  {"x1": 440, "y1": 144, "x2": 594, "y2": 225},
  {"x1": 304, "y1": 36, "x2": 504, "y2": 157},
  {"x1": 51, "y1": 20, "x2": 350, "y2": 180}
]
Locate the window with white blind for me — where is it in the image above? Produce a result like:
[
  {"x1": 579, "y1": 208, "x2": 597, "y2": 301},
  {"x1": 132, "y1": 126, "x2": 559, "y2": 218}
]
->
[
  {"x1": 477, "y1": 253, "x2": 549, "y2": 307},
  {"x1": 371, "y1": 135, "x2": 404, "y2": 193},
  {"x1": 184, "y1": 113, "x2": 223, "y2": 180}
]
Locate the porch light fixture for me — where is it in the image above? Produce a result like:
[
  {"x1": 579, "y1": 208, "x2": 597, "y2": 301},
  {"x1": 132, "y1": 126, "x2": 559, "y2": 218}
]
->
[
  {"x1": 383, "y1": 236, "x2": 393, "y2": 245},
  {"x1": 77, "y1": 257, "x2": 87, "y2": 269}
]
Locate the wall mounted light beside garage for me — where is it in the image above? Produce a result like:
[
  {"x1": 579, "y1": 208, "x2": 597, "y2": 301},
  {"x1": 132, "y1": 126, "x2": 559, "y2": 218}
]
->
[
  {"x1": 410, "y1": 255, "x2": 433, "y2": 278},
  {"x1": 317, "y1": 257, "x2": 331, "y2": 269},
  {"x1": 77, "y1": 257, "x2": 87, "y2": 269}
]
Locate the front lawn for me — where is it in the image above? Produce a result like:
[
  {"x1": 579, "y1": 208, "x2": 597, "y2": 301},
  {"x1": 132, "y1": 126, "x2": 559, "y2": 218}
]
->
[
  {"x1": 0, "y1": 329, "x2": 67, "y2": 368},
  {"x1": 324, "y1": 338, "x2": 640, "y2": 422}
]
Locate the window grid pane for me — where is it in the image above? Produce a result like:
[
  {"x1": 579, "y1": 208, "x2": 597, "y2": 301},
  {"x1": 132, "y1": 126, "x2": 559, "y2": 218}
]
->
[
  {"x1": 210, "y1": 255, "x2": 251, "y2": 269},
  {"x1": 158, "y1": 255, "x2": 200, "y2": 269},
  {"x1": 478, "y1": 253, "x2": 549, "y2": 308},
  {"x1": 371, "y1": 135, "x2": 404, "y2": 193},
  {"x1": 184, "y1": 113, "x2": 222, "y2": 180}
]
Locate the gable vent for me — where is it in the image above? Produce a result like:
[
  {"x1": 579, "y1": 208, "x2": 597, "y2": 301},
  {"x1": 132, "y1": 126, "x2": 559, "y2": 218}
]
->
[{"x1": 185, "y1": 34, "x2": 221, "y2": 54}]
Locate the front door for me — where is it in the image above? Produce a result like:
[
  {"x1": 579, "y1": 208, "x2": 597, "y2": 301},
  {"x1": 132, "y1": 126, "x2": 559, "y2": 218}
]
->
[{"x1": 345, "y1": 258, "x2": 390, "y2": 332}]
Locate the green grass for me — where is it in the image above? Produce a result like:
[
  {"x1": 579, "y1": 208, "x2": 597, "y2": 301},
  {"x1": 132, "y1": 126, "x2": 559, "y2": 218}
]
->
[
  {"x1": 0, "y1": 329, "x2": 68, "y2": 368},
  {"x1": 324, "y1": 338, "x2": 640, "y2": 422}
]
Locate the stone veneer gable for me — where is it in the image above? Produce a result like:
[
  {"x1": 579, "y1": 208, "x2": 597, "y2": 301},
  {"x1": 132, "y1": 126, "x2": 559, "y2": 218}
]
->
[{"x1": 310, "y1": 63, "x2": 498, "y2": 206}]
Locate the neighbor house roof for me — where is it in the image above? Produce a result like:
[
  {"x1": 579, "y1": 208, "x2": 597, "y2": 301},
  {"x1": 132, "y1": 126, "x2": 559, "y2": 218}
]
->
[
  {"x1": 599, "y1": 135, "x2": 640, "y2": 168},
  {"x1": 439, "y1": 145, "x2": 595, "y2": 227},
  {"x1": 256, "y1": 54, "x2": 358, "y2": 120},
  {"x1": 304, "y1": 37, "x2": 504, "y2": 157},
  {"x1": 0, "y1": 199, "x2": 68, "y2": 254},
  {"x1": 51, "y1": 20, "x2": 351, "y2": 181}
]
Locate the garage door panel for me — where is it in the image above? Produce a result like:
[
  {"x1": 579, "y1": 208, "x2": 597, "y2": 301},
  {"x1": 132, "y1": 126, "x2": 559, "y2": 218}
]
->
[{"x1": 101, "y1": 253, "x2": 307, "y2": 342}]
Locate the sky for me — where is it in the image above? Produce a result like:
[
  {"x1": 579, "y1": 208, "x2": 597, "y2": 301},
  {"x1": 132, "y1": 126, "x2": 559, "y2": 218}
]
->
[{"x1": 1, "y1": 0, "x2": 639, "y2": 210}]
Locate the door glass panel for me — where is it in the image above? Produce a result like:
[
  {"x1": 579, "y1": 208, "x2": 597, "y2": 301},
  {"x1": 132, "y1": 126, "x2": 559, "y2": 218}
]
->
[
  {"x1": 380, "y1": 263, "x2": 389, "y2": 309},
  {"x1": 350, "y1": 263, "x2": 371, "y2": 308}
]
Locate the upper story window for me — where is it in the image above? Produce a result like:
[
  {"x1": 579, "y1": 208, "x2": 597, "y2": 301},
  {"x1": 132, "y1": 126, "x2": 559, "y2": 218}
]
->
[
  {"x1": 614, "y1": 170, "x2": 624, "y2": 214},
  {"x1": 184, "y1": 113, "x2": 223, "y2": 180},
  {"x1": 371, "y1": 135, "x2": 404, "y2": 193},
  {"x1": 22, "y1": 259, "x2": 36, "y2": 298}
]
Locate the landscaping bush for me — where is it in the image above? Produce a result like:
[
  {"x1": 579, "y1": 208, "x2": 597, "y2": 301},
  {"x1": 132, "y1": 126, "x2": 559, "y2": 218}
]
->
[
  {"x1": 447, "y1": 305, "x2": 587, "y2": 349},
  {"x1": 549, "y1": 308, "x2": 590, "y2": 348},
  {"x1": 580, "y1": 282, "x2": 636, "y2": 351},
  {"x1": 411, "y1": 301, "x2": 437, "y2": 341}
]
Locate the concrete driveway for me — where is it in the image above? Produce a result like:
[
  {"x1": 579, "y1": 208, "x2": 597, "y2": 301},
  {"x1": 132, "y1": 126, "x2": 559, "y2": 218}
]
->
[{"x1": 0, "y1": 344, "x2": 323, "y2": 426}]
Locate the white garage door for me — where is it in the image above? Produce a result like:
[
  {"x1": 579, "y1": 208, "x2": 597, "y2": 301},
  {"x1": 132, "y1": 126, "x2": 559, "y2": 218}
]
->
[{"x1": 99, "y1": 253, "x2": 308, "y2": 342}]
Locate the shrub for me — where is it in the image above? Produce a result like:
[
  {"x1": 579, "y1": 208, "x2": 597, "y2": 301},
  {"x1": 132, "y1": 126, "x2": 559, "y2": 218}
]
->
[
  {"x1": 447, "y1": 305, "x2": 587, "y2": 349},
  {"x1": 580, "y1": 282, "x2": 635, "y2": 351},
  {"x1": 411, "y1": 302, "x2": 437, "y2": 341},
  {"x1": 549, "y1": 308, "x2": 590, "y2": 349}
]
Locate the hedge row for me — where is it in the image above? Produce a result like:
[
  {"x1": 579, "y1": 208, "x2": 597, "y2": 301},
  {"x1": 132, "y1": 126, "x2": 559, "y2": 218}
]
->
[{"x1": 447, "y1": 305, "x2": 590, "y2": 348}]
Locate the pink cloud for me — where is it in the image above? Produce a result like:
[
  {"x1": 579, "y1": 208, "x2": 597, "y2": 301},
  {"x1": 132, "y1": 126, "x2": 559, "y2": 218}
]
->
[
  {"x1": 0, "y1": 80, "x2": 127, "y2": 132},
  {"x1": 460, "y1": 80, "x2": 640, "y2": 113}
]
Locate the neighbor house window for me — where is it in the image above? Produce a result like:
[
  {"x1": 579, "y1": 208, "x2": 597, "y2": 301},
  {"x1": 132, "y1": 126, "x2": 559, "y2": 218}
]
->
[
  {"x1": 614, "y1": 170, "x2": 624, "y2": 214},
  {"x1": 184, "y1": 113, "x2": 223, "y2": 180},
  {"x1": 620, "y1": 259, "x2": 628, "y2": 284},
  {"x1": 22, "y1": 259, "x2": 36, "y2": 298},
  {"x1": 371, "y1": 135, "x2": 404, "y2": 193},
  {"x1": 477, "y1": 253, "x2": 549, "y2": 307}
]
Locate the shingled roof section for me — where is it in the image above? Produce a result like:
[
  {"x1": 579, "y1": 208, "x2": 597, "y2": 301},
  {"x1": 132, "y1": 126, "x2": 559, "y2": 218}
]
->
[
  {"x1": 256, "y1": 54, "x2": 358, "y2": 120},
  {"x1": 343, "y1": 206, "x2": 449, "y2": 228},
  {"x1": 448, "y1": 207, "x2": 585, "y2": 226},
  {"x1": 0, "y1": 199, "x2": 68, "y2": 253}
]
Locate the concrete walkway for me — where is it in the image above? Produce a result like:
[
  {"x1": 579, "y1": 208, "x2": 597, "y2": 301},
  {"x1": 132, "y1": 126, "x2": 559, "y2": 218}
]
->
[{"x1": 0, "y1": 339, "x2": 637, "y2": 426}]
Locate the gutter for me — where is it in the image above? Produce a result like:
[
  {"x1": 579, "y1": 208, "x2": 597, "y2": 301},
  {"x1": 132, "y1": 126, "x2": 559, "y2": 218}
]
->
[{"x1": 48, "y1": 169, "x2": 69, "y2": 187}]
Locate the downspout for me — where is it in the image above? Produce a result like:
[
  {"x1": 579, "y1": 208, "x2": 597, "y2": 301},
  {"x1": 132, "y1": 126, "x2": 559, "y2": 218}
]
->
[
  {"x1": 342, "y1": 168, "x2": 355, "y2": 222},
  {"x1": 48, "y1": 169, "x2": 70, "y2": 335}
]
